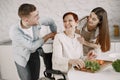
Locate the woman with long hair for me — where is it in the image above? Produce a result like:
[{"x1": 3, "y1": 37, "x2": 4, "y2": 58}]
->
[{"x1": 76, "y1": 7, "x2": 110, "y2": 55}]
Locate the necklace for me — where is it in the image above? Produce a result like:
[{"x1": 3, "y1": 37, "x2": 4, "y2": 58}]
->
[{"x1": 64, "y1": 31, "x2": 75, "y2": 38}]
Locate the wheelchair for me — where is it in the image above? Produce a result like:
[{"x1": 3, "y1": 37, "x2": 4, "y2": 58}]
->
[{"x1": 37, "y1": 47, "x2": 66, "y2": 80}]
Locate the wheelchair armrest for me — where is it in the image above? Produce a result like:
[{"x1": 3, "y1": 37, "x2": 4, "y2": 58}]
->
[{"x1": 44, "y1": 69, "x2": 66, "y2": 80}]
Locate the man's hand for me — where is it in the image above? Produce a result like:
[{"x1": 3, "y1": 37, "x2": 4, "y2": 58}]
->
[
  {"x1": 47, "y1": 32, "x2": 56, "y2": 39},
  {"x1": 43, "y1": 32, "x2": 56, "y2": 42}
]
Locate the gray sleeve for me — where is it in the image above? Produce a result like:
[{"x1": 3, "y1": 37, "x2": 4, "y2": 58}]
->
[
  {"x1": 9, "y1": 26, "x2": 44, "y2": 50},
  {"x1": 39, "y1": 17, "x2": 57, "y2": 32}
]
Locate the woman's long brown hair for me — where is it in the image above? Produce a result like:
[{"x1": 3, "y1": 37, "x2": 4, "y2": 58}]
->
[{"x1": 92, "y1": 7, "x2": 110, "y2": 52}]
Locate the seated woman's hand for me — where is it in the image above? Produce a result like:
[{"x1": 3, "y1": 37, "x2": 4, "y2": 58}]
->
[
  {"x1": 68, "y1": 59, "x2": 85, "y2": 69},
  {"x1": 87, "y1": 50, "x2": 97, "y2": 60}
]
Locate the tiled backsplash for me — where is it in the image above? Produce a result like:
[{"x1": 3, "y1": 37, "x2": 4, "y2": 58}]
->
[{"x1": 0, "y1": 0, "x2": 120, "y2": 41}]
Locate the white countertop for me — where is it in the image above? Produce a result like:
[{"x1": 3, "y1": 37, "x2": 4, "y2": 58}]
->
[
  {"x1": 68, "y1": 53, "x2": 120, "y2": 80},
  {"x1": 68, "y1": 65, "x2": 120, "y2": 80},
  {"x1": 96, "y1": 53, "x2": 120, "y2": 61}
]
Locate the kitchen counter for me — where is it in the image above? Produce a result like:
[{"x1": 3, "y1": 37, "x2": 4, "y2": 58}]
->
[
  {"x1": 0, "y1": 39, "x2": 12, "y2": 45},
  {"x1": 68, "y1": 66, "x2": 120, "y2": 80},
  {"x1": 68, "y1": 53, "x2": 120, "y2": 80}
]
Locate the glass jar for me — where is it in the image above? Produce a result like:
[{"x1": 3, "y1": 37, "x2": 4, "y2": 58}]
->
[{"x1": 114, "y1": 25, "x2": 119, "y2": 36}]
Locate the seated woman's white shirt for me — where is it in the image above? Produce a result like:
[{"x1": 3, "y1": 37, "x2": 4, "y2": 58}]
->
[{"x1": 52, "y1": 32, "x2": 83, "y2": 72}]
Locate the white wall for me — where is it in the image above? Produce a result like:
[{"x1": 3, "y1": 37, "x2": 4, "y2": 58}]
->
[{"x1": 0, "y1": 0, "x2": 120, "y2": 41}]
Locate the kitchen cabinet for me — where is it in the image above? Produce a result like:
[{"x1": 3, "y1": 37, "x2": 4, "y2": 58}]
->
[
  {"x1": 110, "y1": 42, "x2": 120, "y2": 53},
  {"x1": 101, "y1": 42, "x2": 120, "y2": 54},
  {"x1": 115, "y1": 42, "x2": 120, "y2": 53},
  {"x1": 109, "y1": 42, "x2": 115, "y2": 53},
  {"x1": 110, "y1": 35, "x2": 120, "y2": 53}
]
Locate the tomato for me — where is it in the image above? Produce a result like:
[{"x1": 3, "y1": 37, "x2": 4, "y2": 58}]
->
[
  {"x1": 96, "y1": 60, "x2": 104, "y2": 65},
  {"x1": 99, "y1": 60, "x2": 104, "y2": 65}
]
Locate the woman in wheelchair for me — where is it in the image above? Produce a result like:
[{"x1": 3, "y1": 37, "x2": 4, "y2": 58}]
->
[
  {"x1": 40, "y1": 12, "x2": 95, "y2": 80},
  {"x1": 52, "y1": 12, "x2": 94, "y2": 75}
]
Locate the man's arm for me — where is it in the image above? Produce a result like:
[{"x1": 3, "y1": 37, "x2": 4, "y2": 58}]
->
[
  {"x1": 42, "y1": 32, "x2": 56, "y2": 43},
  {"x1": 40, "y1": 17, "x2": 57, "y2": 32}
]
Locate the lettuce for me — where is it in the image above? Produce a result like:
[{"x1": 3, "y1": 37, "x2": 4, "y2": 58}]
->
[{"x1": 112, "y1": 59, "x2": 120, "y2": 72}]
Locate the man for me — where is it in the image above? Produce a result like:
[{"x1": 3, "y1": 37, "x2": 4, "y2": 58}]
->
[{"x1": 9, "y1": 3, "x2": 56, "y2": 80}]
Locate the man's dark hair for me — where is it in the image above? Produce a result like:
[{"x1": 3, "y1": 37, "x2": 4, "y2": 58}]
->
[{"x1": 18, "y1": 3, "x2": 36, "y2": 18}]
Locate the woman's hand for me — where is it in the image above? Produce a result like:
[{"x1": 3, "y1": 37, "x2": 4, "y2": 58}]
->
[
  {"x1": 77, "y1": 36, "x2": 85, "y2": 44},
  {"x1": 68, "y1": 59, "x2": 85, "y2": 69},
  {"x1": 87, "y1": 50, "x2": 97, "y2": 60},
  {"x1": 78, "y1": 36, "x2": 100, "y2": 49}
]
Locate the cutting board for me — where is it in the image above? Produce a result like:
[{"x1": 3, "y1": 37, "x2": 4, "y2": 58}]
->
[{"x1": 74, "y1": 60, "x2": 112, "y2": 73}]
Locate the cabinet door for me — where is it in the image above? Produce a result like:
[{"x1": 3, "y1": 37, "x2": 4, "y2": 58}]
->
[
  {"x1": 109, "y1": 42, "x2": 115, "y2": 53},
  {"x1": 115, "y1": 42, "x2": 120, "y2": 53},
  {"x1": 102, "y1": 42, "x2": 115, "y2": 54}
]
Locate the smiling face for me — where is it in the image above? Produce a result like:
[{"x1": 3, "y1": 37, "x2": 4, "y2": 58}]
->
[
  {"x1": 87, "y1": 12, "x2": 99, "y2": 31},
  {"x1": 63, "y1": 14, "x2": 78, "y2": 32},
  {"x1": 26, "y1": 10, "x2": 39, "y2": 26}
]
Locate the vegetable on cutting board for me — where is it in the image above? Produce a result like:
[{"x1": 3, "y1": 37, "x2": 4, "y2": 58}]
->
[{"x1": 84, "y1": 60, "x2": 100, "y2": 72}]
